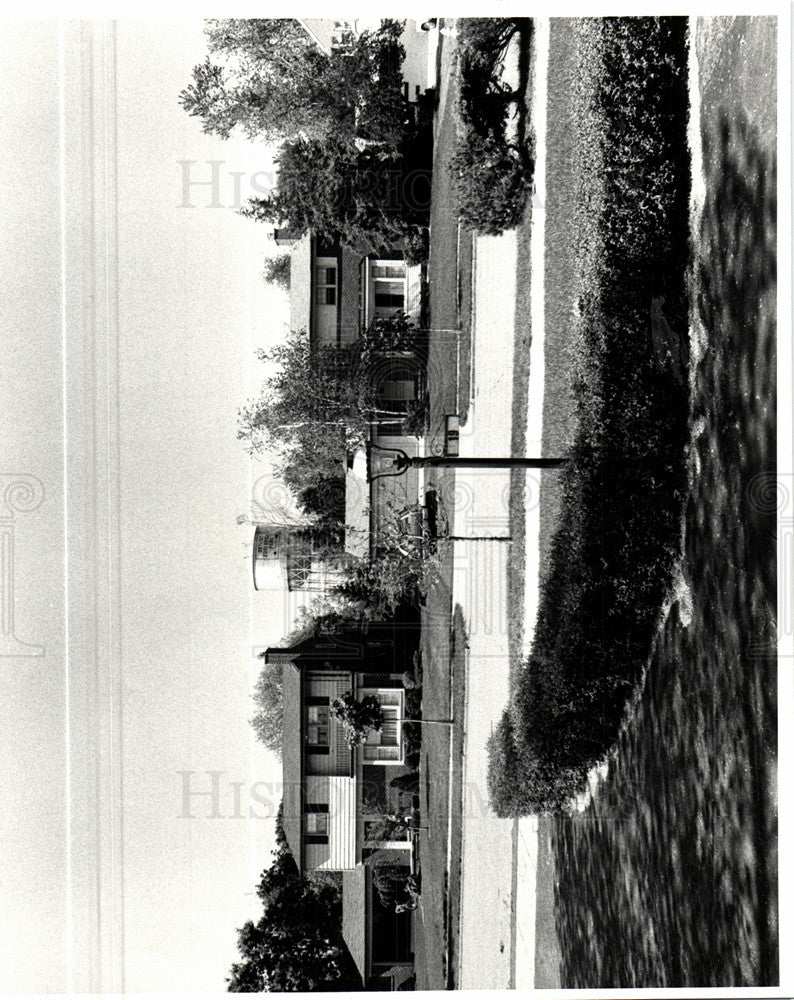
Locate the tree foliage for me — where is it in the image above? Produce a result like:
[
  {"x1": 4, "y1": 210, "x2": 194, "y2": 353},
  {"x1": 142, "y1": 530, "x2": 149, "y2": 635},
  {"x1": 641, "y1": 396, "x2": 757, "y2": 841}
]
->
[
  {"x1": 295, "y1": 477, "x2": 346, "y2": 528},
  {"x1": 238, "y1": 324, "x2": 421, "y2": 491},
  {"x1": 227, "y1": 806, "x2": 360, "y2": 992},
  {"x1": 263, "y1": 253, "x2": 291, "y2": 290},
  {"x1": 181, "y1": 19, "x2": 432, "y2": 259},
  {"x1": 241, "y1": 134, "x2": 430, "y2": 259},
  {"x1": 331, "y1": 691, "x2": 384, "y2": 747},
  {"x1": 181, "y1": 18, "x2": 409, "y2": 147},
  {"x1": 237, "y1": 334, "x2": 363, "y2": 459},
  {"x1": 250, "y1": 658, "x2": 283, "y2": 757},
  {"x1": 331, "y1": 500, "x2": 440, "y2": 618}
]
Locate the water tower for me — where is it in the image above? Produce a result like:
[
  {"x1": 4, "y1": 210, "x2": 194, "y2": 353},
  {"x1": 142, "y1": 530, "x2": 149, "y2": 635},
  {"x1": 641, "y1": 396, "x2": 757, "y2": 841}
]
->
[{"x1": 252, "y1": 524, "x2": 350, "y2": 594}]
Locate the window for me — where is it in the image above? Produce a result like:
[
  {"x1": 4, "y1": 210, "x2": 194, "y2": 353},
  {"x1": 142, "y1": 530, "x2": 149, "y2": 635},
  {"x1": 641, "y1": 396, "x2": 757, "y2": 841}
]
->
[
  {"x1": 305, "y1": 812, "x2": 329, "y2": 836},
  {"x1": 371, "y1": 261, "x2": 407, "y2": 316},
  {"x1": 305, "y1": 704, "x2": 330, "y2": 746},
  {"x1": 360, "y1": 689, "x2": 403, "y2": 763},
  {"x1": 315, "y1": 265, "x2": 337, "y2": 306},
  {"x1": 305, "y1": 804, "x2": 329, "y2": 843},
  {"x1": 374, "y1": 281, "x2": 405, "y2": 310},
  {"x1": 331, "y1": 21, "x2": 356, "y2": 51},
  {"x1": 373, "y1": 264, "x2": 405, "y2": 279},
  {"x1": 255, "y1": 531, "x2": 279, "y2": 559}
]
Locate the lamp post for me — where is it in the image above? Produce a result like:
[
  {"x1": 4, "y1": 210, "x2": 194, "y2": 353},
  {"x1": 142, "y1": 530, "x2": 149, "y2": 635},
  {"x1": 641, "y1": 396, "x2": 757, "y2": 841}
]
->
[
  {"x1": 367, "y1": 442, "x2": 566, "y2": 480},
  {"x1": 367, "y1": 442, "x2": 565, "y2": 543}
]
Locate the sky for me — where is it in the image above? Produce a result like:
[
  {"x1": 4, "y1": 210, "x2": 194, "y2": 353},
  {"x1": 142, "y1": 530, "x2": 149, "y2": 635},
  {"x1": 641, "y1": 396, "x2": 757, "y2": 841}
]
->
[{"x1": 0, "y1": 17, "x2": 299, "y2": 993}]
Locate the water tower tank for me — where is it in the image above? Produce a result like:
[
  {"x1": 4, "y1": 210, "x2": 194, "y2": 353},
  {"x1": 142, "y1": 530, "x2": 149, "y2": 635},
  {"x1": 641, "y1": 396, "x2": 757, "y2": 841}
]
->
[{"x1": 252, "y1": 526, "x2": 286, "y2": 591}]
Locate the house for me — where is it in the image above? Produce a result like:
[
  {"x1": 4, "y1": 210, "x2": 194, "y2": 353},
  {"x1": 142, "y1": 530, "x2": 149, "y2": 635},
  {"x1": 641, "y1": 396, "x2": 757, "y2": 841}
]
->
[
  {"x1": 270, "y1": 625, "x2": 418, "y2": 988},
  {"x1": 286, "y1": 229, "x2": 423, "y2": 348},
  {"x1": 252, "y1": 228, "x2": 427, "y2": 593},
  {"x1": 342, "y1": 863, "x2": 415, "y2": 990},
  {"x1": 269, "y1": 623, "x2": 417, "y2": 873},
  {"x1": 296, "y1": 18, "x2": 437, "y2": 101}
]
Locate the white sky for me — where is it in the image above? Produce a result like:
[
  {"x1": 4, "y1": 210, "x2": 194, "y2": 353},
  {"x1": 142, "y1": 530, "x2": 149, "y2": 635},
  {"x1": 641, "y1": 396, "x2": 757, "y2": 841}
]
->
[{"x1": 0, "y1": 18, "x2": 296, "y2": 993}]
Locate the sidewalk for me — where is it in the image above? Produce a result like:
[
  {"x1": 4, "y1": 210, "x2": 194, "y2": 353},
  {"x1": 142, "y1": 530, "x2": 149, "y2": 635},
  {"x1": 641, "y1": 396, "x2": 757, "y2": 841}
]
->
[{"x1": 452, "y1": 232, "x2": 540, "y2": 990}]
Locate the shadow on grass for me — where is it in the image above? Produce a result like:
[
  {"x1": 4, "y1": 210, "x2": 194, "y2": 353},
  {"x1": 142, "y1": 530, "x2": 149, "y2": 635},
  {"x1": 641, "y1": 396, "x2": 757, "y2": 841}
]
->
[{"x1": 552, "y1": 109, "x2": 778, "y2": 988}]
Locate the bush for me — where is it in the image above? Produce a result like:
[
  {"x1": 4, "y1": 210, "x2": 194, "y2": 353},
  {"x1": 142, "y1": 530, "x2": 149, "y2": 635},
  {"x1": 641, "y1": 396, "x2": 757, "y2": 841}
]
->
[
  {"x1": 487, "y1": 710, "x2": 587, "y2": 816},
  {"x1": 456, "y1": 18, "x2": 524, "y2": 89},
  {"x1": 332, "y1": 692, "x2": 384, "y2": 747},
  {"x1": 295, "y1": 476, "x2": 346, "y2": 527},
  {"x1": 372, "y1": 866, "x2": 420, "y2": 912},
  {"x1": 450, "y1": 131, "x2": 533, "y2": 235},
  {"x1": 488, "y1": 17, "x2": 690, "y2": 814},
  {"x1": 332, "y1": 501, "x2": 441, "y2": 619},
  {"x1": 450, "y1": 18, "x2": 535, "y2": 234},
  {"x1": 390, "y1": 771, "x2": 420, "y2": 794}
]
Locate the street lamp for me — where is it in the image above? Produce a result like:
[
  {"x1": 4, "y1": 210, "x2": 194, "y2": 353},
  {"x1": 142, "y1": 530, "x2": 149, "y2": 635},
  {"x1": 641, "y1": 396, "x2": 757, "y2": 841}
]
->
[
  {"x1": 368, "y1": 442, "x2": 565, "y2": 543},
  {"x1": 367, "y1": 441, "x2": 566, "y2": 481}
]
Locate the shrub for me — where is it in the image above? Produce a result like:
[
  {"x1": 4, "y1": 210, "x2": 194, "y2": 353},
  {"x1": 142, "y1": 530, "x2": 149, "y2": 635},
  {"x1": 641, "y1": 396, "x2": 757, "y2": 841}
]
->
[
  {"x1": 390, "y1": 771, "x2": 420, "y2": 794},
  {"x1": 372, "y1": 866, "x2": 420, "y2": 912},
  {"x1": 450, "y1": 131, "x2": 533, "y2": 235},
  {"x1": 456, "y1": 18, "x2": 524, "y2": 92},
  {"x1": 486, "y1": 712, "x2": 524, "y2": 816},
  {"x1": 295, "y1": 476, "x2": 346, "y2": 527},
  {"x1": 331, "y1": 691, "x2": 384, "y2": 747},
  {"x1": 487, "y1": 709, "x2": 588, "y2": 816},
  {"x1": 488, "y1": 16, "x2": 690, "y2": 814},
  {"x1": 403, "y1": 719, "x2": 422, "y2": 762},
  {"x1": 332, "y1": 499, "x2": 441, "y2": 619},
  {"x1": 450, "y1": 17, "x2": 535, "y2": 234}
]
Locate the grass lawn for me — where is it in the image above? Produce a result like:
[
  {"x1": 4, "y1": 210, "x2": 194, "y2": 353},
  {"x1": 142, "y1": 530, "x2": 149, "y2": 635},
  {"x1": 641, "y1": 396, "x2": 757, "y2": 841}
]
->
[
  {"x1": 414, "y1": 562, "x2": 467, "y2": 990},
  {"x1": 506, "y1": 17, "x2": 593, "y2": 689}
]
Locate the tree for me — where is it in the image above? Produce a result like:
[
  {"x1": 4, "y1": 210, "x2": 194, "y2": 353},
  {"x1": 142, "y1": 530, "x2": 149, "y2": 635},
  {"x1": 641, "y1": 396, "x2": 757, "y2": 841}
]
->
[
  {"x1": 331, "y1": 691, "x2": 384, "y2": 747},
  {"x1": 227, "y1": 805, "x2": 361, "y2": 992},
  {"x1": 240, "y1": 135, "x2": 430, "y2": 258},
  {"x1": 331, "y1": 499, "x2": 440, "y2": 618},
  {"x1": 180, "y1": 20, "x2": 333, "y2": 143},
  {"x1": 238, "y1": 334, "x2": 365, "y2": 458},
  {"x1": 205, "y1": 18, "x2": 311, "y2": 67},
  {"x1": 250, "y1": 658, "x2": 283, "y2": 757},
  {"x1": 181, "y1": 19, "x2": 409, "y2": 147},
  {"x1": 263, "y1": 253, "x2": 291, "y2": 290},
  {"x1": 238, "y1": 330, "x2": 418, "y2": 505}
]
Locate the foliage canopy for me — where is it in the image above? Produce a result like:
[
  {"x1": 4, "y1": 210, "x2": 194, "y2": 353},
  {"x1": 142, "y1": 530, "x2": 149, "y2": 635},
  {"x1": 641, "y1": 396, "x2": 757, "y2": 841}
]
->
[{"x1": 227, "y1": 805, "x2": 359, "y2": 991}]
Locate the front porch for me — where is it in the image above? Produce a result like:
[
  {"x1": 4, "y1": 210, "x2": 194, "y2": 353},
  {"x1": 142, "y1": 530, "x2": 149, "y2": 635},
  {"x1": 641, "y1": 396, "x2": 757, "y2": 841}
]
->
[{"x1": 342, "y1": 862, "x2": 416, "y2": 990}]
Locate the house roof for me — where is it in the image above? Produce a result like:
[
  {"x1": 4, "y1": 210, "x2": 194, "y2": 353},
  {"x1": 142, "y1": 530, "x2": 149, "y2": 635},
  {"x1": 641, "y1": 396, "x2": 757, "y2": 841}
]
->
[
  {"x1": 342, "y1": 864, "x2": 369, "y2": 983},
  {"x1": 280, "y1": 660, "x2": 304, "y2": 871},
  {"x1": 289, "y1": 232, "x2": 312, "y2": 336},
  {"x1": 297, "y1": 18, "x2": 335, "y2": 55}
]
